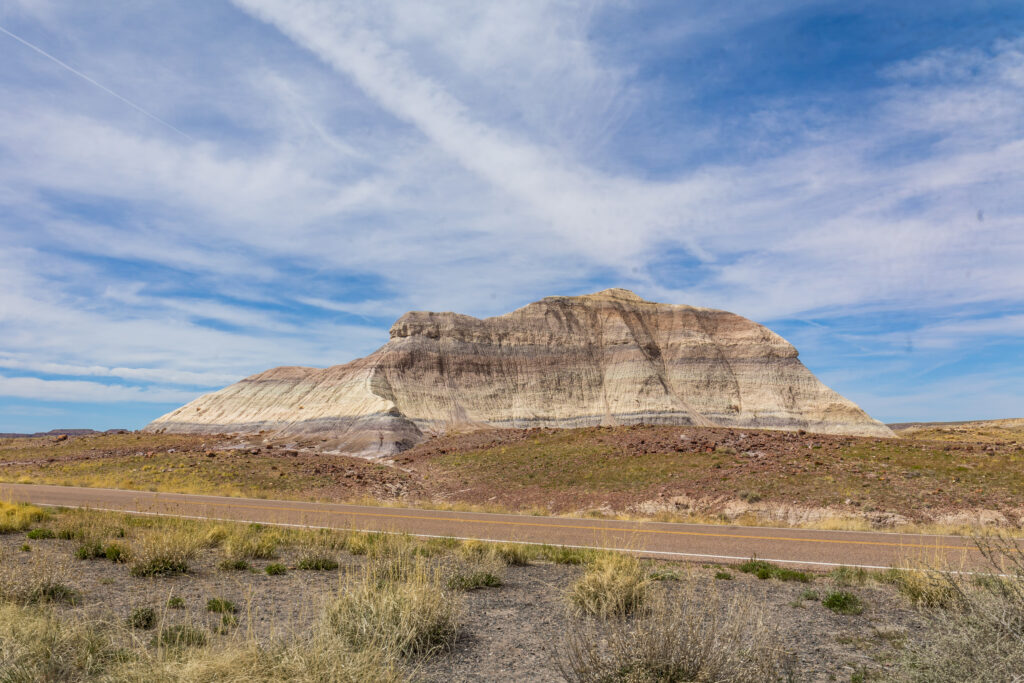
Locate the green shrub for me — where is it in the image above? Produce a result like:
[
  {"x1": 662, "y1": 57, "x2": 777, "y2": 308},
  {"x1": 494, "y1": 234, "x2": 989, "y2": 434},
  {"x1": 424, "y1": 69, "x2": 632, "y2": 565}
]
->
[
  {"x1": 154, "y1": 624, "x2": 207, "y2": 648},
  {"x1": 823, "y1": 591, "x2": 864, "y2": 615},
  {"x1": 103, "y1": 543, "x2": 129, "y2": 563},
  {"x1": 206, "y1": 598, "x2": 237, "y2": 614},
  {"x1": 20, "y1": 543, "x2": 31, "y2": 553},
  {"x1": 74, "y1": 540, "x2": 105, "y2": 560},
  {"x1": 128, "y1": 606, "x2": 157, "y2": 630},
  {"x1": 265, "y1": 563, "x2": 287, "y2": 576},
  {"x1": 26, "y1": 528, "x2": 55, "y2": 540},
  {"x1": 166, "y1": 596, "x2": 185, "y2": 609},
  {"x1": 738, "y1": 559, "x2": 811, "y2": 583},
  {"x1": 715, "y1": 570, "x2": 734, "y2": 580},
  {"x1": 218, "y1": 558, "x2": 250, "y2": 571},
  {"x1": 446, "y1": 571, "x2": 502, "y2": 591}
]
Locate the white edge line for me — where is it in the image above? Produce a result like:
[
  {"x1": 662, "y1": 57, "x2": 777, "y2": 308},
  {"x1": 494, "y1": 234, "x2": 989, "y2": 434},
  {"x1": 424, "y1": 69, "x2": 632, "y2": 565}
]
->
[{"x1": 33, "y1": 502, "x2": 913, "y2": 572}]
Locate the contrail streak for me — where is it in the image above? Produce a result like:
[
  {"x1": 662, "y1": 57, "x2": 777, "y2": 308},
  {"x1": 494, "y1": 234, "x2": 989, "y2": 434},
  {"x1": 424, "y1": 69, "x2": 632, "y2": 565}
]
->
[{"x1": 0, "y1": 23, "x2": 193, "y2": 141}]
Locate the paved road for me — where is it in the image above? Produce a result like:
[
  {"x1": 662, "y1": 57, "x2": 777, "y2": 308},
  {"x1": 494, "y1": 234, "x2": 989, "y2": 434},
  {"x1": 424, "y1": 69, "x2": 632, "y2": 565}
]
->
[{"x1": 0, "y1": 482, "x2": 985, "y2": 570}]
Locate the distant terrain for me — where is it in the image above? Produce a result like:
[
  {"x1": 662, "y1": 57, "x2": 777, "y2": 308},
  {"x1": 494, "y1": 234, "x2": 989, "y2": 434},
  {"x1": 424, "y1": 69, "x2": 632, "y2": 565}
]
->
[{"x1": 4, "y1": 417, "x2": 1022, "y2": 532}]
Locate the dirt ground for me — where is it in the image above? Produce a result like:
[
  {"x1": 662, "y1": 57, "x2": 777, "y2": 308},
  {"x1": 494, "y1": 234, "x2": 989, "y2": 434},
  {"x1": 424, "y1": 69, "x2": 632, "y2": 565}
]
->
[{"x1": 0, "y1": 523, "x2": 934, "y2": 682}]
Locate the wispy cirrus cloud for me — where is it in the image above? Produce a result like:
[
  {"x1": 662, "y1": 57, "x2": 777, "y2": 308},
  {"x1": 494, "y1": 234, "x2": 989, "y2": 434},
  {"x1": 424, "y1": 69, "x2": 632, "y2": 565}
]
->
[{"x1": 1, "y1": 1, "x2": 1023, "y2": 429}]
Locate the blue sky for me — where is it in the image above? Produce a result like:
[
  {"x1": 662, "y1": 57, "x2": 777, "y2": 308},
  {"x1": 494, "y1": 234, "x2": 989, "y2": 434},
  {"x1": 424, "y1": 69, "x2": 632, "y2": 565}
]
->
[{"x1": 1, "y1": 0, "x2": 1023, "y2": 432}]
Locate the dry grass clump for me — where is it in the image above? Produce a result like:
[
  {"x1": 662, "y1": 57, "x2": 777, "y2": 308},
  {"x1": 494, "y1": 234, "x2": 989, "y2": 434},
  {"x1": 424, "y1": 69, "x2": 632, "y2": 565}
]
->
[
  {"x1": 0, "y1": 557, "x2": 78, "y2": 605},
  {"x1": 0, "y1": 501, "x2": 48, "y2": 534},
  {"x1": 221, "y1": 525, "x2": 279, "y2": 562},
  {"x1": 897, "y1": 535, "x2": 1024, "y2": 681},
  {"x1": 568, "y1": 553, "x2": 650, "y2": 618},
  {"x1": 128, "y1": 526, "x2": 202, "y2": 577},
  {"x1": 459, "y1": 539, "x2": 534, "y2": 566},
  {"x1": 324, "y1": 555, "x2": 461, "y2": 659},
  {"x1": 0, "y1": 604, "x2": 127, "y2": 680},
  {"x1": 557, "y1": 590, "x2": 794, "y2": 682}
]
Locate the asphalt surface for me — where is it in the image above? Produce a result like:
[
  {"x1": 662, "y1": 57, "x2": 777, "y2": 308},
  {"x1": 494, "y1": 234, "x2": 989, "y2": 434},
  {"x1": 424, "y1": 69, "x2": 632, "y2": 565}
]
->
[{"x1": 0, "y1": 482, "x2": 985, "y2": 570}]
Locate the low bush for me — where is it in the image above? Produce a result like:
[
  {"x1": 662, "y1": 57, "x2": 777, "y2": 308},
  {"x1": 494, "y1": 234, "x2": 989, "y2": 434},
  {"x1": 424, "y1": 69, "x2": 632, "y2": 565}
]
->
[
  {"x1": 74, "y1": 540, "x2": 105, "y2": 560},
  {"x1": 217, "y1": 558, "x2": 250, "y2": 571},
  {"x1": 265, "y1": 563, "x2": 287, "y2": 576},
  {"x1": 556, "y1": 591, "x2": 794, "y2": 682},
  {"x1": 166, "y1": 596, "x2": 185, "y2": 609},
  {"x1": 103, "y1": 543, "x2": 129, "y2": 563},
  {"x1": 26, "y1": 528, "x2": 55, "y2": 540},
  {"x1": 568, "y1": 553, "x2": 650, "y2": 619},
  {"x1": 738, "y1": 559, "x2": 811, "y2": 583},
  {"x1": 823, "y1": 591, "x2": 864, "y2": 615},
  {"x1": 446, "y1": 571, "x2": 502, "y2": 591},
  {"x1": 206, "y1": 598, "x2": 237, "y2": 614},
  {"x1": 715, "y1": 570, "x2": 734, "y2": 580},
  {"x1": 460, "y1": 540, "x2": 534, "y2": 567},
  {"x1": 128, "y1": 606, "x2": 156, "y2": 630}
]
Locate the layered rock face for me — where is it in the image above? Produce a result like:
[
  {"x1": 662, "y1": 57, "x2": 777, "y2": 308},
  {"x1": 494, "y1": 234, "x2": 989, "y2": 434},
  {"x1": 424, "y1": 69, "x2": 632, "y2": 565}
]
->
[{"x1": 146, "y1": 289, "x2": 893, "y2": 456}]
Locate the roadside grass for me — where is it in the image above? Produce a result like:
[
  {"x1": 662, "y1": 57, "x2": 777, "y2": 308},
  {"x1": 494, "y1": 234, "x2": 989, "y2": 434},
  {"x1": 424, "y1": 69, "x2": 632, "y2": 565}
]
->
[
  {"x1": 738, "y1": 559, "x2": 811, "y2": 583},
  {"x1": 896, "y1": 535, "x2": 1024, "y2": 680},
  {"x1": 557, "y1": 589, "x2": 794, "y2": 682},
  {"x1": 0, "y1": 500, "x2": 48, "y2": 534},
  {"x1": 568, "y1": 553, "x2": 650, "y2": 618}
]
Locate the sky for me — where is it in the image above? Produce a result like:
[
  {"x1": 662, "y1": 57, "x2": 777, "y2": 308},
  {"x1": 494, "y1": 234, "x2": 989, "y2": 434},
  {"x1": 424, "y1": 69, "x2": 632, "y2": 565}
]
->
[{"x1": 1, "y1": 0, "x2": 1023, "y2": 432}]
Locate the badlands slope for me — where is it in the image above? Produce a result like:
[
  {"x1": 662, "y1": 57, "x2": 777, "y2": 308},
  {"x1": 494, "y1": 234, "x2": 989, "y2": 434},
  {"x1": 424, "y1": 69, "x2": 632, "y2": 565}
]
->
[{"x1": 146, "y1": 289, "x2": 892, "y2": 455}]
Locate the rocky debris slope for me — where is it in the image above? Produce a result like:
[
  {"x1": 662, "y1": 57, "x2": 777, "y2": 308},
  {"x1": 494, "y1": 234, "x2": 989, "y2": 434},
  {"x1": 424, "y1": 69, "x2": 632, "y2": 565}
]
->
[{"x1": 146, "y1": 289, "x2": 892, "y2": 455}]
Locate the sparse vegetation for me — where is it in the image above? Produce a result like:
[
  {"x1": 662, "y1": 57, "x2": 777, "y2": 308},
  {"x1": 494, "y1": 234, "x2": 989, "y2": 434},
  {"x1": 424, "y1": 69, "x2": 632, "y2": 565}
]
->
[
  {"x1": 166, "y1": 596, "x2": 185, "y2": 609},
  {"x1": 896, "y1": 535, "x2": 1024, "y2": 680},
  {"x1": 557, "y1": 591, "x2": 794, "y2": 682},
  {"x1": 206, "y1": 597, "x2": 237, "y2": 614},
  {"x1": 265, "y1": 562, "x2": 287, "y2": 575},
  {"x1": 715, "y1": 570, "x2": 733, "y2": 580},
  {"x1": 26, "y1": 528, "x2": 54, "y2": 540}
]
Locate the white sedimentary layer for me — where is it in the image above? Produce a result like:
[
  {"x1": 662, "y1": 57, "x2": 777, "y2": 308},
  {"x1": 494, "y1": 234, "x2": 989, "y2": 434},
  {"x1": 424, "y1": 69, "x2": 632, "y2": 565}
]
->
[{"x1": 146, "y1": 289, "x2": 893, "y2": 455}]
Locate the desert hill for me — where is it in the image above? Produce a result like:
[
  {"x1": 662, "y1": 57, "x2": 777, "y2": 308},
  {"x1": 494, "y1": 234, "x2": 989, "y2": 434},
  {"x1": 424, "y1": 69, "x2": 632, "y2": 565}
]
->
[{"x1": 146, "y1": 289, "x2": 892, "y2": 455}]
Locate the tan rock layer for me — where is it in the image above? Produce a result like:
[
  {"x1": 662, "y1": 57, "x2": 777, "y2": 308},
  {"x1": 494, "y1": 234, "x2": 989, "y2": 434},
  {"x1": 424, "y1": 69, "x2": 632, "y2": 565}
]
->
[{"x1": 146, "y1": 289, "x2": 893, "y2": 456}]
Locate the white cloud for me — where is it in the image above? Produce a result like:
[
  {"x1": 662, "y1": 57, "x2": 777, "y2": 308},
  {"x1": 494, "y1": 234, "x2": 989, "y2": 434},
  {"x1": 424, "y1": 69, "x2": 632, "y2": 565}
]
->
[{"x1": 0, "y1": 375, "x2": 201, "y2": 404}]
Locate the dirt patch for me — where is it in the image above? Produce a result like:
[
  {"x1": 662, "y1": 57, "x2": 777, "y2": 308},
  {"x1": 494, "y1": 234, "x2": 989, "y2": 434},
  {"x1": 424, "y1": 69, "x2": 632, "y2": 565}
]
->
[{"x1": 394, "y1": 425, "x2": 1024, "y2": 527}]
